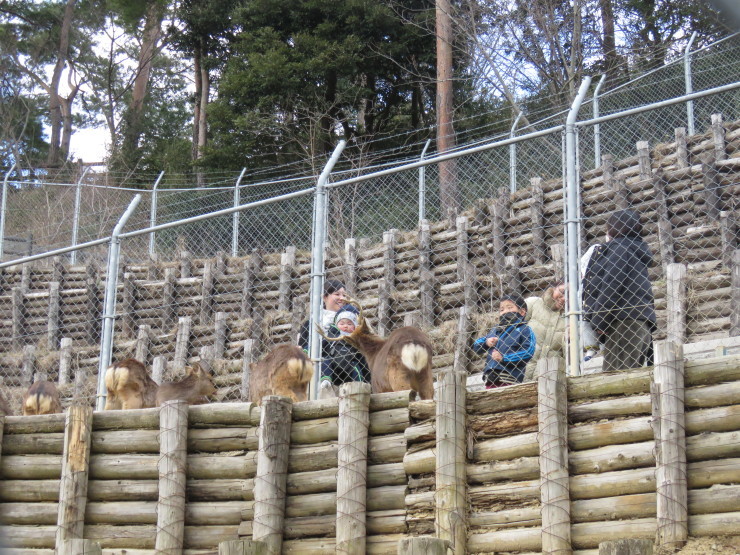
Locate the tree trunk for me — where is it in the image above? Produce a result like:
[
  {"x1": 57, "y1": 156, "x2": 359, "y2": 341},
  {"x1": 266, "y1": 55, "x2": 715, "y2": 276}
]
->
[
  {"x1": 192, "y1": 48, "x2": 202, "y2": 162},
  {"x1": 122, "y1": 0, "x2": 165, "y2": 155},
  {"x1": 436, "y1": 0, "x2": 459, "y2": 218},
  {"x1": 60, "y1": 88, "x2": 80, "y2": 162},
  {"x1": 599, "y1": 0, "x2": 619, "y2": 81},
  {"x1": 196, "y1": 56, "x2": 209, "y2": 187},
  {"x1": 46, "y1": 0, "x2": 77, "y2": 166}
]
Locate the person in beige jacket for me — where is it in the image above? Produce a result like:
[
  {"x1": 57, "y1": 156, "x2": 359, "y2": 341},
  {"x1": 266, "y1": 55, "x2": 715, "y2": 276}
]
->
[{"x1": 523, "y1": 282, "x2": 566, "y2": 381}]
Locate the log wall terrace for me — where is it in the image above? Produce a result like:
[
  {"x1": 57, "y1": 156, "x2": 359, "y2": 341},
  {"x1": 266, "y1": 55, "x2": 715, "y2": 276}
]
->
[
  {"x1": 0, "y1": 114, "x2": 738, "y2": 411},
  {"x1": 0, "y1": 350, "x2": 738, "y2": 553}
]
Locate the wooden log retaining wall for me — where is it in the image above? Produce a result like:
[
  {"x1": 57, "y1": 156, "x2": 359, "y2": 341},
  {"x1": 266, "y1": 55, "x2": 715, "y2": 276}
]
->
[
  {"x1": 1, "y1": 351, "x2": 739, "y2": 553},
  {"x1": 0, "y1": 115, "x2": 738, "y2": 411}
]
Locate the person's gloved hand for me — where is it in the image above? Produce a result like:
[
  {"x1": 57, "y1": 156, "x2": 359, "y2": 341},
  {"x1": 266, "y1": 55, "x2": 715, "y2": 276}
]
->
[{"x1": 320, "y1": 379, "x2": 332, "y2": 390}]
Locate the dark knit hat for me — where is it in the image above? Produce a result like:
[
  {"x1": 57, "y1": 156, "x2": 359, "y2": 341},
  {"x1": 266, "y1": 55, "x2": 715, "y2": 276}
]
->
[
  {"x1": 607, "y1": 209, "x2": 642, "y2": 239},
  {"x1": 323, "y1": 279, "x2": 345, "y2": 296},
  {"x1": 500, "y1": 294, "x2": 527, "y2": 312}
]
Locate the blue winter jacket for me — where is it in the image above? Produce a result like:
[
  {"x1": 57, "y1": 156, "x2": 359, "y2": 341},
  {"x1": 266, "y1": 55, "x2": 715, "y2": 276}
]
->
[{"x1": 472, "y1": 317, "x2": 536, "y2": 382}]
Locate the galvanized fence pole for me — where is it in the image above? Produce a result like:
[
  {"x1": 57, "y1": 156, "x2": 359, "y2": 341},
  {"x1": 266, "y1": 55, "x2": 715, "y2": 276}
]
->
[
  {"x1": 593, "y1": 74, "x2": 607, "y2": 169},
  {"x1": 0, "y1": 163, "x2": 16, "y2": 260},
  {"x1": 70, "y1": 167, "x2": 90, "y2": 265},
  {"x1": 232, "y1": 168, "x2": 247, "y2": 257},
  {"x1": 565, "y1": 77, "x2": 591, "y2": 377},
  {"x1": 96, "y1": 195, "x2": 142, "y2": 411},
  {"x1": 509, "y1": 111, "x2": 524, "y2": 193},
  {"x1": 148, "y1": 171, "x2": 165, "y2": 257},
  {"x1": 418, "y1": 139, "x2": 431, "y2": 223},
  {"x1": 308, "y1": 140, "x2": 346, "y2": 400},
  {"x1": 685, "y1": 31, "x2": 698, "y2": 136}
]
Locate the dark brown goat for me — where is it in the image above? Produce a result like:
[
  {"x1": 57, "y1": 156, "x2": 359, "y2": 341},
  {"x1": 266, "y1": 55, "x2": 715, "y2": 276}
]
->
[
  {"x1": 249, "y1": 344, "x2": 313, "y2": 405},
  {"x1": 104, "y1": 358, "x2": 158, "y2": 410},
  {"x1": 320, "y1": 300, "x2": 434, "y2": 399},
  {"x1": 156, "y1": 363, "x2": 216, "y2": 406}
]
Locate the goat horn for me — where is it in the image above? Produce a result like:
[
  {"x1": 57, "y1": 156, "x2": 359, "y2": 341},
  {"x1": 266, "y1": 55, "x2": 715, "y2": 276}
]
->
[
  {"x1": 343, "y1": 296, "x2": 366, "y2": 328},
  {"x1": 315, "y1": 323, "x2": 343, "y2": 343}
]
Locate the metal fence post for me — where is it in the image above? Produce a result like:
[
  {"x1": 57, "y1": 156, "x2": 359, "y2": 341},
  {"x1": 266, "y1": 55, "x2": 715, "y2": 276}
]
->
[
  {"x1": 565, "y1": 77, "x2": 591, "y2": 378},
  {"x1": 148, "y1": 171, "x2": 165, "y2": 257},
  {"x1": 509, "y1": 111, "x2": 524, "y2": 193},
  {"x1": 308, "y1": 140, "x2": 346, "y2": 400},
  {"x1": 418, "y1": 139, "x2": 431, "y2": 223},
  {"x1": 70, "y1": 167, "x2": 90, "y2": 265},
  {"x1": 593, "y1": 74, "x2": 607, "y2": 169},
  {"x1": 685, "y1": 31, "x2": 698, "y2": 136},
  {"x1": 232, "y1": 168, "x2": 247, "y2": 257},
  {"x1": 0, "y1": 163, "x2": 16, "y2": 260},
  {"x1": 96, "y1": 195, "x2": 142, "y2": 411}
]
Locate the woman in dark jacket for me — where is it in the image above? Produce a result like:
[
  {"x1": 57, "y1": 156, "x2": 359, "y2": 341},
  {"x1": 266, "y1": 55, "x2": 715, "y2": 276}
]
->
[{"x1": 583, "y1": 209, "x2": 656, "y2": 373}]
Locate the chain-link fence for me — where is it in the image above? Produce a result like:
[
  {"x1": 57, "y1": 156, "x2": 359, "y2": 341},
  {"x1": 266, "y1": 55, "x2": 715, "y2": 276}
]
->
[{"x1": 0, "y1": 68, "x2": 737, "y2": 414}]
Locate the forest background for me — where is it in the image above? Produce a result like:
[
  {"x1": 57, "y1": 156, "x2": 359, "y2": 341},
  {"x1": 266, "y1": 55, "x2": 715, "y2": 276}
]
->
[{"x1": 0, "y1": 0, "x2": 734, "y2": 197}]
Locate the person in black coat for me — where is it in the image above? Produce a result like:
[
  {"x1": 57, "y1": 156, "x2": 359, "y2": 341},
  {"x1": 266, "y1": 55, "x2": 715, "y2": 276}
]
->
[{"x1": 582, "y1": 209, "x2": 656, "y2": 373}]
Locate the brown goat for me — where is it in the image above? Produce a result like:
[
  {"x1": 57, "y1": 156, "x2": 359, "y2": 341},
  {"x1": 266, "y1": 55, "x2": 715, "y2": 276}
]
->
[
  {"x1": 156, "y1": 363, "x2": 217, "y2": 406},
  {"x1": 104, "y1": 358, "x2": 158, "y2": 410},
  {"x1": 22, "y1": 380, "x2": 63, "y2": 415},
  {"x1": 320, "y1": 300, "x2": 434, "y2": 399},
  {"x1": 249, "y1": 344, "x2": 313, "y2": 405}
]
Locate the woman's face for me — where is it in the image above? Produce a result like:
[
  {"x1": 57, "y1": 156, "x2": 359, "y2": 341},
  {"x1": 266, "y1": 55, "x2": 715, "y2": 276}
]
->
[
  {"x1": 324, "y1": 288, "x2": 346, "y2": 312},
  {"x1": 552, "y1": 284, "x2": 566, "y2": 311}
]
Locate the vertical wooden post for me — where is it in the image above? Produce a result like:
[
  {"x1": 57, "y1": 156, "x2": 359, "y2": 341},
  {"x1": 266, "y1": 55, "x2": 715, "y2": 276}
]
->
[
  {"x1": 377, "y1": 278, "x2": 391, "y2": 338},
  {"x1": 22, "y1": 345, "x2": 36, "y2": 386},
  {"x1": 711, "y1": 114, "x2": 726, "y2": 162},
  {"x1": 613, "y1": 176, "x2": 631, "y2": 211},
  {"x1": 278, "y1": 246, "x2": 296, "y2": 312},
  {"x1": 419, "y1": 221, "x2": 435, "y2": 329},
  {"x1": 20, "y1": 263, "x2": 31, "y2": 290},
  {"x1": 435, "y1": 307, "x2": 467, "y2": 555},
  {"x1": 651, "y1": 341, "x2": 687, "y2": 551},
  {"x1": 59, "y1": 539, "x2": 102, "y2": 555},
  {"x1": 456, "y1": 216, "x2": 476, "y2": 309},
  {"x1": 336, "y1": 382, "x2": 371, "y2": 554},
  {"x1": 398, "y1": 536, "x2": 450, "y2": 554},
  {"x1": 490, "y1": 188, "x2": 510, "y2": 275},
  {"x1": 241, "y1": 339, "x2": 256, "y2": 401},
  {"x1": 174, "y1": 316, "x2": 192, "y2": 372},
  {"x1": 720, "y1": 211, "x2": 736, "y2": 270},
  {"x1": 252, "y1": 395, "x2": 292, "y2": 554},
  {"x1": 537, "y1": 356, "x2": 571, "y2": 554},
  {"x1": 550, "y1": 244, "x2": 565, "y2": 283},
  {"x1": 155, "y1": 400, "x2": 189, "y2": 553},
  {"x1": 162, "y1": 268, "x2": 177, "y2": 330},
  {"x1": 121, "y1": 272, "x2": 137, "y2": 338},
  {"x1": 637, "y1": 141, "x2": 652, "y2": 180},
  {"x1": 383, "y1": 229, "x2": 398, "y2": 290},
  {"x1": 84, "y1": 263, "x2": 99, "y2": 345},
  {"x1": 56, "y1": 404, "x2": 94, "y2": 545},
  {"x1": 214, "y1": 312, "x2": 228, "y2": 358},
  {"x1": 135, "y1": 325, "x2": 152, "y2": 364},
  {"x1": 200, "y1": 260, "x2": 215, "y2": 325},
  {"x1": 599, "y1": 539, "x2": 653, "y2": 555},
  {"x1": 148, "y1": 254, "x2": 162, "y2": 281},
  {"x1": 52, "y1": 256, "x2": 65, "y2": 285},
  {"x1": 501, "y1": 255, "x2": 521, "y2": 297},
  {"x1": 179, "y1": 250, "x2": 192, "y2": 279},
  {"x1": 241, "y1": 250, "x2": 262, "y2": 319},
  {"x1": 675, "y1": 128, "x2": 689, "y2": 169},
  {"x1": 344, "y1": 238, "x2": 358, "y2": 295},
  {"x1": 152, "y1": 356, "x2": 166, "y2": 385},
  {"x1": 601, "y1": 155, "x2": 614, "y2": 189},
  {"x1": 73, "y1": 366, "x2": 87, "y2": 403},
  {"x1": 531, "y1": 179, "x2": 547, "y2": 265},
  {"x1": 0, "y1": 414, "x2": 4, "y2": 460},
  {"x1": 652, "y1": 169, "x2": 675, "y2": 270},
  {"x1": 666, "y1": 264, "x2": 687, "y2": 345},
  {"x1": 59, "y1": 337, "x2": 73, "y2": 386},
  {"x1": 48, "y1": 281, "x2": 61, "y2": 350},
  {"x1": 732, "y1": 250, "x2": 740, "y2": 337},
  {"x1": 219, "y1": 540, "x2": 268, "y2": 555},
  {"x1": 11, "y1": 286, "x2": 26, "y2": 350},
  {"x1": 701, "y1": 158, "x2": 721, "y2": 223}
]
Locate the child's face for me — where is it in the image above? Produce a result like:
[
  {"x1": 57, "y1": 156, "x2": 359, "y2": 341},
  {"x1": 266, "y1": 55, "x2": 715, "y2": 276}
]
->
[
  {"x1": 337, "y1": 318, "x2": 355, "y2": 333},
  {"x1": 499, "y1": 300, "x2": 526, "y2": 317}
]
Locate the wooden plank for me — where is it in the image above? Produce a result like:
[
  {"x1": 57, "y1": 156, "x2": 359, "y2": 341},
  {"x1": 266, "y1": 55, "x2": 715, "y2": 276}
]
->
[
  {"x1": 135, "y1": 325, "x2": 152, "y2": 365},
  {"x1": 219, "y1": 540, "x2": 268, "y2": 554},
  {"x1": 241, "y1": 339, "x2": 256, "y2": 402},
  {"x1": 651, "y1": 341, "x2": 687, "y2": 551},
  {"x1": 398, "y1": 536, "x2": 450, "y2": 554},
  {"x1": 435, "y1": 311, "x2": 467, "y2": 555},
  {"x1": 336, "y1": 382, "x2": 371, "y2": 554},
  {"x1": 538, "y1": 356, "x2": 571, "y2": 554},
  {"x1": 652, "y1": 169, "x2": 675, "y2": 269},
  {"x1": 252, "y1": 395, "x2": 292, "y2": 554},
  {"x1": 344, "y1": 238, "x2": 358, "y2": 295},
  {"x1": 241, "y1": 250, "x2": 263, "y2": 319},
  {"x1": 162, "y1": 268, "x2": 177, "y2": 330},
  {"x1": 56, "y1": 405, "x2": 94, "y2": 545},
  {"x1": 174, "y1": 316, "x2": 192, "y2": 372},
  {"x1": 490, "y1": 188, "x2": 509, "y2": 275},
  {"x1": 720, "y1": 211, "x2": 736, "y2": 270},
  {"x1": 278, "y1": 246, "x2": 296, "y2": 312},
  {"x1": 531, "y1": 179, "x2": 547, "y2": 264},
  {"x1": 214, "y1": 312, "x2": 228, "y2": 358},
  {"x1": 666, "y1": 263, "x2": 687, "y2": 344},
  {"x1": 711, "y1": 113, "x2": 726, "y2": 161},
  {"x1": 675, "y1": 127, "x2": 688, "y2": 169},
  {"x1": 456, "y1": 216, "x2": 476, "y2": 309},
  {"x1": 11, "y1": 286, "x2": 25, "y2": 351},
  {"x1": 48, "y1": 281, "x2": 61, "y2": 350},
  {"x1": 732, "y1": 250, "x2": 740, "y2": 337},
  {"x1": 201, "y1": 260, "x2": 215, "y2": 324},
  {"x1": 59, "y1": 337, "x2": 73, "y2": 386},
  {"x1": 155, "y1": 400, "x2": 189, "y2": 552},
  {"x1": 59, "y1": 539, "x2": 102, "y2": 555},
  {"x1": 419, "y1": 221, "x2": 435, "y2": 329},
  {"x1": 122, "y1": 272, "x2": 137, "y2": 338},
  {"x1": 84, "y1": 264, "x2": 99, "y2": 345}
]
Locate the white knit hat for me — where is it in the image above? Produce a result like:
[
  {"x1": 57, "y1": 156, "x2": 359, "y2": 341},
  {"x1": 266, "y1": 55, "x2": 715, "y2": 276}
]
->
[{"x1": 335, "y1": 310, "x2": 358, "y2": 327}]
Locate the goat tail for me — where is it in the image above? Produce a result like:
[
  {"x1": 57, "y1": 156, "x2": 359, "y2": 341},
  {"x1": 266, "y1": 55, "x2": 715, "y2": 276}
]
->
[
  {"x1": 24, "y1": 392, "x2": 53, "y2": 415},
  {"x1": 400, "y1": 343, "x2": 429, "y2": 373},
  {"x1": 105, "y1": 363, "x2": 129, "y2": 393},
  {"x1": 286, "y1": 357, "x2": 313, "y2": 383}
]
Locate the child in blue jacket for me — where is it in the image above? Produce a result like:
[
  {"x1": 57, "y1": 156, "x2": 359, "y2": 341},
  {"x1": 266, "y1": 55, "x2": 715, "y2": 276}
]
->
[{"x1": 472, "y1": 294, "x2": 536, "y2": 388}]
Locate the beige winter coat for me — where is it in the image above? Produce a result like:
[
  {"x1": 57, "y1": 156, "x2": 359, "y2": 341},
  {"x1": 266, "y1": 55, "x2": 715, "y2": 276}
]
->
[{"x1": 524, "y1": 288, "x2": 565, "y2": 381}]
